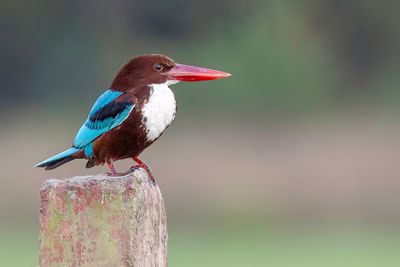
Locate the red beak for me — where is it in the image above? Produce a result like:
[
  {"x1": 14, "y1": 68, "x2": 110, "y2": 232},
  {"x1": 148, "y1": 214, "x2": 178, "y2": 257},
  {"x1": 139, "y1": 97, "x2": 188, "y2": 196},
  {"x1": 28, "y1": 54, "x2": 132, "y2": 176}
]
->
[{"x1": 168, "y1": 63, "x2": 231, "y2": 82}]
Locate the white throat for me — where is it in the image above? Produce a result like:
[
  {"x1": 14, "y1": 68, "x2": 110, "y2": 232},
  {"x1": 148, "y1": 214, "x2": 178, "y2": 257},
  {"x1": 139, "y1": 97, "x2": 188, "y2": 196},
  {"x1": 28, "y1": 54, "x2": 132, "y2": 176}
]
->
[{"x1": 141, "y1": 81, "x2": 177, "y2": 141}]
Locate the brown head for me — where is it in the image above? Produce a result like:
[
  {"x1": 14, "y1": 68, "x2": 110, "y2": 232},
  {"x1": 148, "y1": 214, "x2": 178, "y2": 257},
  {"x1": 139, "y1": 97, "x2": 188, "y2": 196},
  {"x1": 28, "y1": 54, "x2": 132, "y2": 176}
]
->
[{"x1": 111, "y1": 54, "x2": 231, "y2": 91}]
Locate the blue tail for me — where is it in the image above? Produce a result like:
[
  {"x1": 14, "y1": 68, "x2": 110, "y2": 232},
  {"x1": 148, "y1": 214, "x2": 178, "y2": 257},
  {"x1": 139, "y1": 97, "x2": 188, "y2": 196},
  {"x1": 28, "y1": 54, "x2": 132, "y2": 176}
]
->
[{"x1": 35, "y1": 147, "x2": 80, "y2": 170}]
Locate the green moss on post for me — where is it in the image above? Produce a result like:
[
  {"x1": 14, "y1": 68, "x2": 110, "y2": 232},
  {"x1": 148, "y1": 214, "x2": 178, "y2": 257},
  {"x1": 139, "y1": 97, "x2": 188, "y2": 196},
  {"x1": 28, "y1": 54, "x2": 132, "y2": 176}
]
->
[{"x1": 39, "y1": 170, "x2": 168, "y2": 267}]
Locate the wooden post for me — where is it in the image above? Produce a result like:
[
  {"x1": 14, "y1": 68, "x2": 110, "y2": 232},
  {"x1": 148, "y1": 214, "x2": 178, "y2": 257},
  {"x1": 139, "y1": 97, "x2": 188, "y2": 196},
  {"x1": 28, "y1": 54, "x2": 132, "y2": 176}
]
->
[{"x1": 39, "y1": 169, "x2": 168, "y2": 267}]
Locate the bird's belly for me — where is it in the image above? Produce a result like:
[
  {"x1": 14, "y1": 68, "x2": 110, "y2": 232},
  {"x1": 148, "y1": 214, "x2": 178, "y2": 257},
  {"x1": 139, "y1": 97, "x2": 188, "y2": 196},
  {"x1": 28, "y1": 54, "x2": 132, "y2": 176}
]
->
[
  {"x1": 92, "y1": 123, "x2": 148, "y2": 163},
  {"x1": 141, "y1": 83, "x2": 176, "y2": 141}
]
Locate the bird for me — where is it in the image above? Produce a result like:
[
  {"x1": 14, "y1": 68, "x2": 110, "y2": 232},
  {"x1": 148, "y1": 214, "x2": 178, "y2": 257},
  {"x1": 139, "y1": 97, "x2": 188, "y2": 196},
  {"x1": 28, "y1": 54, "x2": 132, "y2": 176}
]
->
[{"x1": 35, "y1": 54, "x2": 230, "y2": 181}]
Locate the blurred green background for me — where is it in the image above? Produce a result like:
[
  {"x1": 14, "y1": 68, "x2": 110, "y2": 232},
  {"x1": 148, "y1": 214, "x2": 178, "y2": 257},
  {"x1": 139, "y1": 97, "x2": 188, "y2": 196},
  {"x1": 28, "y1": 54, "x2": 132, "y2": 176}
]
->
[{"x1": 1, "y1": 0, "x2": 400, "y2": 266}]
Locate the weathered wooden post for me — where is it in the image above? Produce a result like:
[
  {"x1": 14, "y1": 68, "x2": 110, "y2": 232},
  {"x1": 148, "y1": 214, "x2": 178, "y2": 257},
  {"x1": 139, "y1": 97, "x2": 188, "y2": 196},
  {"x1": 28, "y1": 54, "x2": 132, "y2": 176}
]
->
[{"x1": 39, "y1": 169, "x2": 168, "y2": 267}]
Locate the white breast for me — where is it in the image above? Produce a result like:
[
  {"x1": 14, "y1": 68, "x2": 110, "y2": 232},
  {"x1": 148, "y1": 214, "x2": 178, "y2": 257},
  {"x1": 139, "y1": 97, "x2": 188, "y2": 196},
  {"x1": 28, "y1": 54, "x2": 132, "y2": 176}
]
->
[{"x1": 141, "y1": 82, "x2": 177, "y2": 141}]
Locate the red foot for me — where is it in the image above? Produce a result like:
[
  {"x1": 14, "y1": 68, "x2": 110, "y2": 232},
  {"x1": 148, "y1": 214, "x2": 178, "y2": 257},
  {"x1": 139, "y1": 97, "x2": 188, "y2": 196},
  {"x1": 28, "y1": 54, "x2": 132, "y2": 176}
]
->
[
  {"x1": 106, "y1": 161, "x2": 132, "y2": 176},
  {"x1": 131, "y1": 157, "x2": 156, "y2": 185},
  {"x1": 105, "y1": 159, "x2": 156, "y2": 185},
  {"x1": 106, "y1": 162, "x2": 117, "y2": 176},
  {"x1": 106, "y1": 170, "x2": 135, "y2": 176}
]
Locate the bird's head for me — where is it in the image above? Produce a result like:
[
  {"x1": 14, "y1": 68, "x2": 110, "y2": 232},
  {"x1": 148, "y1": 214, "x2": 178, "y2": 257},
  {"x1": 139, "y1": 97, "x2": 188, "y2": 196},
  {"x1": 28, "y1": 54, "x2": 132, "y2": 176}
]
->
[{"x1": 111, "y1": 54, "x2": 231, "y2": 91}]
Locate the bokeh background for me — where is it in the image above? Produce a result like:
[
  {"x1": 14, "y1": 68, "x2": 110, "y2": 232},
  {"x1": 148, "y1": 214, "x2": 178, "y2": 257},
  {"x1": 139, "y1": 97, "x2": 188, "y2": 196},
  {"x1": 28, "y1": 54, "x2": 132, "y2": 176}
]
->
[{"x1": 1, "y1": 0, "x2": 400, "y2": 266}]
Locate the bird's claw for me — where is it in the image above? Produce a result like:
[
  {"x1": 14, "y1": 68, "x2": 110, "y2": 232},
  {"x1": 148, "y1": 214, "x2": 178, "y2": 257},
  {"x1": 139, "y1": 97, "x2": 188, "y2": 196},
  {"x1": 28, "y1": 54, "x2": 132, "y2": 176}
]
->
[
  {"x1": 130, "y1": 165, "x2": 156, "y2": 185},
  {"x1": 105, "y1": 165, "x2": 155, "y2": 185}
]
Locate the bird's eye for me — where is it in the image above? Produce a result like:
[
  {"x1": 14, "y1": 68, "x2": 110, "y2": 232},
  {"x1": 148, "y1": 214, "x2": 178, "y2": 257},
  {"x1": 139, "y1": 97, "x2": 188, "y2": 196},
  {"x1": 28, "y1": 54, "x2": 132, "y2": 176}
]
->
[{"x1": 153, "y1": 63, "x2": 163, "y2": 72}]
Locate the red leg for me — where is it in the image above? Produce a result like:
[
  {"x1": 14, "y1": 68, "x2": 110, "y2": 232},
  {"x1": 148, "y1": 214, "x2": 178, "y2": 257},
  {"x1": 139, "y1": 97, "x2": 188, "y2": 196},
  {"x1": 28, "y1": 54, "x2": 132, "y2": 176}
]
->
[
  {"x1": 107, "y1": 161, "x2": 137, "y2": 176},
  {"x1": 131, "y1": 157, "x2": 155, "y2": 184},
  {"x1": 133, "y1": 157, "x2": 148, "y2": 167},
  {"x1": 106, "y1": 161, "x2": 117, "y2": 176}
]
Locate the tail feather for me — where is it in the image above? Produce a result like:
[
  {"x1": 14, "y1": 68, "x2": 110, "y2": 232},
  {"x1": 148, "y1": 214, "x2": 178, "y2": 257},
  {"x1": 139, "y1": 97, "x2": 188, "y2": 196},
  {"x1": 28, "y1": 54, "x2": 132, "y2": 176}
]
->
[
  {"x1": 86, "y1": 160, "x2": 96, "y2": 169},
  {"x1": 35, "y1": 147, "x2": 80, "y2": 170}
]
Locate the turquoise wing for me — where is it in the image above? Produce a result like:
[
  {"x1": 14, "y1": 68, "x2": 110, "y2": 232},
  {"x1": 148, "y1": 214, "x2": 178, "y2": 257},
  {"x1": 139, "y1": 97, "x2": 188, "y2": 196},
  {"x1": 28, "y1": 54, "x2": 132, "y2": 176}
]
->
[{"x1": 73, "y1": 90, "x2": 134, "y2": 151}]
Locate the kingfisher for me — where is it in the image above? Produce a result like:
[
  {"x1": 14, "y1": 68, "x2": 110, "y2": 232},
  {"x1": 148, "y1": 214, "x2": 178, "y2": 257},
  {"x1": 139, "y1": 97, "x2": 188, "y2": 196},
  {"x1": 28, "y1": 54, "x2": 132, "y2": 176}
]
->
[{"x1": 35, "y1": 54, "x2": 230, "y2": 181}]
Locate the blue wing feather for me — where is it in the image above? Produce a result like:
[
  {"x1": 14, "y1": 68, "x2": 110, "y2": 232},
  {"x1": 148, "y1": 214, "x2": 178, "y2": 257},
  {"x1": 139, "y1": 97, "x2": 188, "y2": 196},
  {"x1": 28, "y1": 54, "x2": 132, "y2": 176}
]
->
[
  {"x1": 73, "y1": 90, "x2": 134, "y2": 153},
  {"x1": 88, "y1": 90, "x2": 123, "y2": 116}
]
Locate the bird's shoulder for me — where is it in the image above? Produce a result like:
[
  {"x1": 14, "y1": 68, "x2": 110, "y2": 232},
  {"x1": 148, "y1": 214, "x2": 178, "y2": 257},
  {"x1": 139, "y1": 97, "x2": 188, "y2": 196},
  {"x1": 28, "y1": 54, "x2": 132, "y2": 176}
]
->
[{"x1": 88, "y1": 90, "x2": 127, "y2": 116}]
